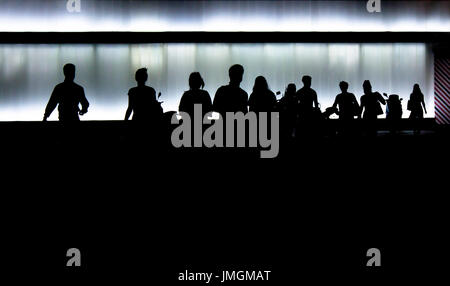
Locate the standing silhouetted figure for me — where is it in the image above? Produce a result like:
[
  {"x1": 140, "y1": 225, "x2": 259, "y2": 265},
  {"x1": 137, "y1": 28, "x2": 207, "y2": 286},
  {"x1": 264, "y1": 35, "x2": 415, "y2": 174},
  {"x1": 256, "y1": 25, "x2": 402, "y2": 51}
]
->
[
  {"x1": 278, "y1": 83, "x2": 299, "y2": 139},
  {"x1": 44, "y1": 63, "x2": 89, "y2": 122},
  {"x1": 179, "y1": 72, "x2": 212, "y2": 117},
  {"x1": 248, "y1": 76, "x2": 277, "y2": 113},
  {"x1": 125, "y1": 68, "x2": 163, "y2": 122},
  {"x1": 333, "y1": 81, "x2": 359, "y2": 120},
  {"x1": 360, "y1": 80, "x2": 386, "y2": 120},
  {"x1": 384, "y1": 93, "x2": 403, "y2": 135},
  {"x1": 360, "y1": 80, "x2": 385, "y2": 136},
  {"x1": 408, "y1": 84, "x2": 427, "y2": 134},
  {"x1": 296, "y1": 75, "x2": 319, "y2": 120},
  {"x1": 278, "y1": 83, "x2": 299, "y2": 116},
  {"x1": 213, "y1": 64, "x2": 248, "y2": 116},
  {"x1": 408, "y1": 84, "x2": 427, "y2": 120}
]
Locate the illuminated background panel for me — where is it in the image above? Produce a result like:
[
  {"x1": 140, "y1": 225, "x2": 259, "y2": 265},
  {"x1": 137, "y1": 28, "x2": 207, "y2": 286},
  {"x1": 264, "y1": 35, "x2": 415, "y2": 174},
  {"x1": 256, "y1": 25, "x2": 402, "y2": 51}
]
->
[
  {"x1": 0, "y1": 0, "x2": 448, "y2": 32},
  {"x1": 0, "y1": 43, "x2": 433, "y2": 121}
]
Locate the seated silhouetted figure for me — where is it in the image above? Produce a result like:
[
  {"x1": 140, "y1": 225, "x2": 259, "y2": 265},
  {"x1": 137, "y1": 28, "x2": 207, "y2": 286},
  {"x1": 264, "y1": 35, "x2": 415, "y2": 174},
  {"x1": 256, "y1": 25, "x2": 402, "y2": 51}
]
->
[
  {"x1": 360, "y1": 80, "x2": 386, "y2": 120},
  {"x1": 179, "y1": 72, "x2": 212, "y2": 118},
  {"x1": 249, "y1": 76, "x2": 277, "y2": 113},
  {"x1": 332, "y1": 81, "x2": 359, "y2": 120},
  {"x1": 213, "y1": 64, "x2": 248, "y2": 116},
  {"x1": 43, "y1": 63, "x2": 89, "y2": 122},
  {"x1": 125, "y1": 68, "x2": 163, "y2": 122},
  {"x1": 296, "y1": 75, "x2": 318, "y2": 120}
]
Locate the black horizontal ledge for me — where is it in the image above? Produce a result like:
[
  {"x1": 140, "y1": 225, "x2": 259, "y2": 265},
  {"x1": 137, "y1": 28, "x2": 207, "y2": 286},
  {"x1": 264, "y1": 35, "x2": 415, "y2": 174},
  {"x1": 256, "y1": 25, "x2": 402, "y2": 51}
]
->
[{"x1": 0, "y1": 32, "x2": 448, "y2": 44}]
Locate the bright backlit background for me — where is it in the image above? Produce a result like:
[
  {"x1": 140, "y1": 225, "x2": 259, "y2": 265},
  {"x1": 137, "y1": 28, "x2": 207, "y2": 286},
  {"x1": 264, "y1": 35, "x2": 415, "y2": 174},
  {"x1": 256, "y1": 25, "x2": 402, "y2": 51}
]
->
[{"x1": 0, "y1": 43, "x2": 434, "y2": 121}]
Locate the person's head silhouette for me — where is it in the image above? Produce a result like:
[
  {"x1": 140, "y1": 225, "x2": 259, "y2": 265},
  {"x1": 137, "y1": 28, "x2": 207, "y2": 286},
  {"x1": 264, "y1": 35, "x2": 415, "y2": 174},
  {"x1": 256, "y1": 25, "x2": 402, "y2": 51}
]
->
[
  {"x1": 63, "y1": 63, "x2": 76, "y2": 82},
  {"x1": 339, "y1": 81, "x2": 349, "y2": 93},
  {"x1": 363, "y1": 80, "x2": 372, "y2": 94},
  {"x1": 253, "y1": 76, "x2": 268, "y2": 92},
  {"x1": 229, "y1": 64, "x2": 244, "y2": 86},
  {"x1": 413, "y1": 83, "x2": 421, "y2": 94},
  {"x1": 286, "y1": 83, "x2": 296, "y2": 96},
  {"x1": 135, "y1": 68, "x2": 148, "y2": 86},
  {"x1": 302, "y1": 75, "x2": 312, "y2": 88},
  {"x1": 189, "y1": 72, "x2": 205, "y2": 90}
]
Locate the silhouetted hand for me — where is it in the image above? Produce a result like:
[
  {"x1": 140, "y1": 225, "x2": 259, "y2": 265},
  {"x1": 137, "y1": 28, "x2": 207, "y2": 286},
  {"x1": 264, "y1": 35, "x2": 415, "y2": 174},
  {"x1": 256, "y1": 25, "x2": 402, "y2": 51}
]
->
[{"x1": 79, "y1": 110, "x2": 87, "y2": 116}]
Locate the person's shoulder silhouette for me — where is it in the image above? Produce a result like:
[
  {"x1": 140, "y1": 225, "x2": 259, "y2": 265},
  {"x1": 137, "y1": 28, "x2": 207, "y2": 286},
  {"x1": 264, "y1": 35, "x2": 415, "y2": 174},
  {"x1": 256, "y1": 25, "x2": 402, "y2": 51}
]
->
[
  {"x1": 213, "y1": 64, "x2": 248, "y2": 115},
  {"x1": 44, "y1": 63, "x2": 89, "y2": 122}
]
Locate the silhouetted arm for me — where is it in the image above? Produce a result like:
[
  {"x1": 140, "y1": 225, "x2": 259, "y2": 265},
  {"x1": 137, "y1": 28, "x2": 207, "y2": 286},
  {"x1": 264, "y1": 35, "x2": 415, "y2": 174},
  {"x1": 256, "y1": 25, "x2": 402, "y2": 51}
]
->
[
  {"x1": 376, "y1": 92, "x2": 386, "y2": 105},
  {"x1": 125, "y1": 94, "x2": 133, "y2": 121},
  {"x1": 43, "y1": 87, "x2": 59, "y2": 121},
  {"x1": 359, "y1": 97, "x2": 364, "y2": 118},
  {"x1": 332, "y1": 95, "x2": 339, "y2": 109},
  {"x1": 242, "y1": 92, "x2": 249, "y2": 113},
  {"x1": 179, "y1": 93, "x2": 187, "y2": 113},
  {"x1": 248, "y1": 93, "x2": 255, "y2": 112},
  {"x1": 204, "y1": 92, "x2": 213, "y2": 114},
  {"x1": 79, "y1": 87, "x2": 89, "y2": 115},
  {"x1": 313, "y1": 91, "x2": 318, "y2": 108},
  {"x1": 352, "y1": 94, "x2": 360, "y2": 112},
  {"x1": 421, "y1": 95, "x2": 427, "y2": 114},
  {"x1": 212, "y1": 87, "x2": 223, "y2": 114},
  {"x1": 270, "y1": 92, "x2": 278, "y2": 111}
]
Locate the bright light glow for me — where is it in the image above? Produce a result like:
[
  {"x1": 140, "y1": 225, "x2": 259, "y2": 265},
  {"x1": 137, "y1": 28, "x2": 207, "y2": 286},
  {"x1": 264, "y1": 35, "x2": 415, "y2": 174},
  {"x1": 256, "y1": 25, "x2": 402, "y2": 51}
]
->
[
  {"x1": 0, "y1": 1, "x2": 448, "y2": 32},
  {"x1": 0, "y1": 43, "x2": 434, "y2": 121}
]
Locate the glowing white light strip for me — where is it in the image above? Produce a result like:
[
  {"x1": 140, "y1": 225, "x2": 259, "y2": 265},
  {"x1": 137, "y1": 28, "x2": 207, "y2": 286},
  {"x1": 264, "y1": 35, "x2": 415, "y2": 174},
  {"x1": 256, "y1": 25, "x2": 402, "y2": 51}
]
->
[
  {"x1": 0, "y1": 16, "x2": 448, "y2": 32},
  {"x1": 0, "y1": 1, "x2": 448, "y2": 32}
]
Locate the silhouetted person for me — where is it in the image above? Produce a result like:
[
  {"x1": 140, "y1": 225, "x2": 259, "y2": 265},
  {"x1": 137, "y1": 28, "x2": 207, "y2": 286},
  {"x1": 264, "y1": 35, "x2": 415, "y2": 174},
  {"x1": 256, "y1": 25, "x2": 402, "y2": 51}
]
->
[
  {"x1": 179, "y1": 72, "x2": 212, "y2": 117},
  {"x1": 43, "y1": 63, "x2": 89, "y2": 122},
  {"x1": 125, "y1": 68, "x2": 163, "y2": 122},
  {"x1": 332, "y1": 81, "x2": 359, "y2": 120},
  {"x1": 408, "y1": 84, "x2": 427, "y2": 135},
  {"x1": 278, "y1": 83, "x2": 299, "y2": 114},
  {"x1": 248, "y1": 76, "x2": 277, "y2": 112},
  {"x1": 278, "y1": 83, "x2": 299, "y2": 139},
  {"x1": 360, "y1": 80, "x2": 385, "y2": 120},
  {"x1": 296, "y1": 75, "x2": 319, "y2": 120},
  {"x1": 213, "y1": 64, "x2": 248, "y2": 116},
  {"x1": 384, "y1": 93, "x2": 403, "y2": 135},
  {"x1": 360, "y1": 80, "x2": 385, "y2": 136},
  {"x1": 408, "y1": 84, "x2": 427, "y2": 120}
]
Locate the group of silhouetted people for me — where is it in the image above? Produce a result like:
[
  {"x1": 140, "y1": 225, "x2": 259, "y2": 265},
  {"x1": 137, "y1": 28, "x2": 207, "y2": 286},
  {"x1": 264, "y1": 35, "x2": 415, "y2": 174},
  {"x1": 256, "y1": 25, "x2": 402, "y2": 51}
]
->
[{"x1": 43, "y1": 63, "x2": 428, "y2": 136}]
